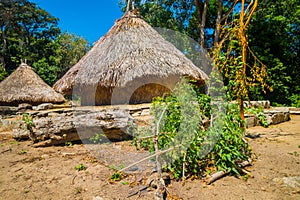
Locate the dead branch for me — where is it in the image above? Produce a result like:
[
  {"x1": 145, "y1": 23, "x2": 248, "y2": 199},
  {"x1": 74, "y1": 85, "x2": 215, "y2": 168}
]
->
[
  {"x1": 206, "y1": 171, "x2": 228, "y2": 185},
  {"x1": 1, "y1": 148, "x2": 11, "y2": 154},
  {"x1": 221, "y1": 0, "x2": 239, "y2": 22}
]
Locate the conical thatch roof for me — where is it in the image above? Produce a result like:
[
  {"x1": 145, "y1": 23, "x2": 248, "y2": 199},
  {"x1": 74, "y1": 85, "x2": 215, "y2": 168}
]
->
[
  {"x1": 0, "y1": 63, "x2": 66, "y2": 106},
  {"x1": 54, "y1": 10, "x2": 208, "y2": 105}
]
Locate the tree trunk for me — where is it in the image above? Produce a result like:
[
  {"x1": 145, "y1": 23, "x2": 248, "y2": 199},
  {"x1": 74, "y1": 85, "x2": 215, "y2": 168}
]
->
[
  {"x1": 213, "y1": 0, "x2": 223, "y2": 48},
  {"x1": 1, "y1": 25, "x2": 7, "y2": 71},
  {"x1": 200, "y1": 0, "x2": 209, "y2": 48}
]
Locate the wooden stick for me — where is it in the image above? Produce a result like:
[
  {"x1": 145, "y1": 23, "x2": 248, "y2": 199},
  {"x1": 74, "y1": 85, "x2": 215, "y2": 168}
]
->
[
  {"x1": 206, "y1": 171, "x2": 227, "y2": 185},
  {"x1": 154, "y1": 105, "x2": 168, "y2": 176},
  {"x1": 118, "y1": 144, "x2": 181, "y2": 172}
]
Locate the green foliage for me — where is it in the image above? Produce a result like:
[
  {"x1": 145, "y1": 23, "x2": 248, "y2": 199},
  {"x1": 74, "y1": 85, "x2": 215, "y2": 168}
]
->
[
  {"x1": 208, "y1": 103, "x2": 250, "y2": 174},
  {"x1": 0, "y1": 0, "x2": 89, "y2": 86},
  {"x1": 75, "y1": 163, "x2": 85, "y2": 171},
  {"x1": 89, "y1": 133, "x2": 110, "y2": 144},
  {"x1": 0, "y1": 67, "x2": 7, "y2": 81},
  {"x1": 110, "y1": 172, "x2": 123, "y2": 181},
  {"x1": 22, "y1": 113, "x2": 34, "y2": 132},
  {"x1": 0, "y1": 0, "x2": 60, "y2": 72},
  {"x1": 248, "y1": 0, "x2": 300, "y2": 105},
  {"x1": 245, "y1": 107, "x2": 269, "y2": 128},
  {"x1": 289, "y1": 94, "x2": 300, "y2": 108},
  {"x1": 122, "y1": 1, "x2": 298, "y2": 106},
  {"x1": 32, "y1": 57, "x2": 58, "y2": 86},
  {"x1": 109, "y1": 163, "x2": 124, "y2": 181},
  {"x1": 55, "y1": 32, "x2": 90, "y2": 79},
  {"x1": 133, "y1": 81, "x2": 251, "y2": 180},
  {"x1": 257, "y1": 113, "x2": 269, "y2": 128}
]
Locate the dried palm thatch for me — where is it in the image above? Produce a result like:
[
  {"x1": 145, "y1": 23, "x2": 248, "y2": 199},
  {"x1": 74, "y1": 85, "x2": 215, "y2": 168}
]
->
[
  {"x1": 0, "y1": 63, "x2": 66, "y2": 106},
  {"x1": 53, "y1": 10, "x2": 208, "y2": 105}
]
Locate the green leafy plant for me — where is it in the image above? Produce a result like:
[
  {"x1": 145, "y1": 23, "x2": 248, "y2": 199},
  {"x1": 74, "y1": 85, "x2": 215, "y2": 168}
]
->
[
  {"x1": 257, "y1": 112, "x2": 269, "y2": 128},
  {"x1": 89, "y1": 133, "x2": 109, "y2": 144},
  {"x1": 132, "y1": 81, "x2": 251, "y2": 180},
  {"x1": 0, "y1": 66, "x2": 7, "y2": 82},
  {"x1": 110, "y1": 172, "x2": 123, "y2": 181},
  {"x1": 21, "y1": 114, "x2": 35, "y2": 132},
  {"x1": 245, "y1": 107, "x2": 269, "y2": 128},
  {"x1": 75, "y1": 163, "x2": 85, "y2": 171},
  {"x1": 290, "y1": 94, "x2": 300, "y2": 108}
]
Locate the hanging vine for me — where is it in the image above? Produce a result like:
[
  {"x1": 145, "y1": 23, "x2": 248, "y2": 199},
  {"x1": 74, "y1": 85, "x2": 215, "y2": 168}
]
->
[{"x1": 213, "y1": 0, "x2": 272, "y2": 122}]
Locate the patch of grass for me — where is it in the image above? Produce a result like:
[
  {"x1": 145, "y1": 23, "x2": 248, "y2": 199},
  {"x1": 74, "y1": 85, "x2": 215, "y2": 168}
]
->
[
  {"x1": 75, "y1": 163, "x2": 85, "y2": 171},
  {"x1": 121, "y1": 181, "x2": 129, "y2": 185},
  {"x1": 110, "y1": 172, "x2": 123, "y2": 181},
  {"x1": 298, "y1": 144, "x2": 300, "y2": 148},
  {"x1": 9, "y1": 140, "x2": 19, "y2": 145}
]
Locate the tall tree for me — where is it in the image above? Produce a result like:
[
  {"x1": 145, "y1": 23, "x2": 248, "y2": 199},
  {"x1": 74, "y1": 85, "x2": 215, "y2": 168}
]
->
[
  {"x1": 0, "y1": 0, "x2": 60, "y2": 73},
  {"x1": 195, "y1": 0, "x2": 210, "y2": 48},
  {"x1": 248, "y1": 0, "x2": 300, "y2": 105},
  {"x1": 55, "y1": 32, "x2": 90, "y2": 79}
]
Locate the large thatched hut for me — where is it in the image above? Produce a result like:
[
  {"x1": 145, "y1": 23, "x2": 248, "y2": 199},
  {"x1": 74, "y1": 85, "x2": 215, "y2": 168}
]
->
[
  {"x1": 53, "y1": 10, "x2": 208, "y2": 105},
  {"x1": 0, "y1": 63, "x2": 66, "y2": 106}
]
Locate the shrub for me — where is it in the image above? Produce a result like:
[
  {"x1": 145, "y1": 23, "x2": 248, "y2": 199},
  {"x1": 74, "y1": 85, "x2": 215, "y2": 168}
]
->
[{"x1": 133, "y1": 81, "x2": 251, "y2": 180}]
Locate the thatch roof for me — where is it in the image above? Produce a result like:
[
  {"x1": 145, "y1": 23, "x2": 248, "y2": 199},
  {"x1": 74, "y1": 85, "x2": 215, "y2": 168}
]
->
[
  {"x1": 0, "y1": 63, "x2": 66, "y2": 106},
  {"x1": 53, "y1": 10, "x2": 208, "y2": 105}
]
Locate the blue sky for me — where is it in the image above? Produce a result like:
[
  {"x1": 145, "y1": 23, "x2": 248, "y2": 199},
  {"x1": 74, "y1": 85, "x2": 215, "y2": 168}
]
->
[{"x1": 31, "y1": 0, "x2": 124, "y2": 44}]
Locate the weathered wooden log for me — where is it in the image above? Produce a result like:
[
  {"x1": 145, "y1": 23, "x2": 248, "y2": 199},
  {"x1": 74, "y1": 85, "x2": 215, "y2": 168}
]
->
[{"x1": 13, "y1": 108, "x2": 134, "y2": 147}]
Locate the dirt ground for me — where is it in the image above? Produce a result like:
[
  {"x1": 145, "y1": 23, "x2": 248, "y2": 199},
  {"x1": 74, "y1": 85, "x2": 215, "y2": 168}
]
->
[{"x1": 0, "y1": 115, "x2": 299, "y2": 200}]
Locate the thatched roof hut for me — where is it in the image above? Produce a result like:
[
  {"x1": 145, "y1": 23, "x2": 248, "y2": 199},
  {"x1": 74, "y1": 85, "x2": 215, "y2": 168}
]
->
[
  {"x1": 0, "y1": 63, "x2": 66, "y2": 106},
  {"x1": 53, "y1": 10, "x2": 208, "y2": 105}
]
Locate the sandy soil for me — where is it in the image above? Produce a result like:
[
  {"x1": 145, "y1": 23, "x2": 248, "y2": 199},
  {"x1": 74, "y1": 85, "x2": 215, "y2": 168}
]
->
[{"x1": 0, "y1": 115, "x2": 299, "y2": 200}]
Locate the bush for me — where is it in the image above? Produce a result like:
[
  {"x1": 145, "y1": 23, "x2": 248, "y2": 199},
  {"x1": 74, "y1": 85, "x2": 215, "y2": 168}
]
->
[
  {"x1": 133, "y1": 81, "x2": 251, "y2": 180},
  {"x1": 0, "y1": 67, "x2": 7, "y2": 82},
  {"x1": 290, "y1": 94, "x2": 300, "y2": 108}
]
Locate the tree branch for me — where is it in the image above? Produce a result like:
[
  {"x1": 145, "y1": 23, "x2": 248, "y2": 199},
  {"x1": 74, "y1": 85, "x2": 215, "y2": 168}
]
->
[{"x1": 221, "y1": 0, "x2": 239, "y2": 22}]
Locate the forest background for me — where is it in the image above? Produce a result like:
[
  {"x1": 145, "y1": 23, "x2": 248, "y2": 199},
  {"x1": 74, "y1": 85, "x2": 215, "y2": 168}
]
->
[{"x1": 0, "y1": 0, "x2": 299, "y2": 106}]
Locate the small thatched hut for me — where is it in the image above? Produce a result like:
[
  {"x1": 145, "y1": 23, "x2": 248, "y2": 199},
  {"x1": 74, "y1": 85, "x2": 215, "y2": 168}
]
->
[
  {"x1": 53, "y1": 10, "x2": 208, "y2": 105},
  {"x1": 0, "y1": 63, "x2": 66, "y2": 106}
]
